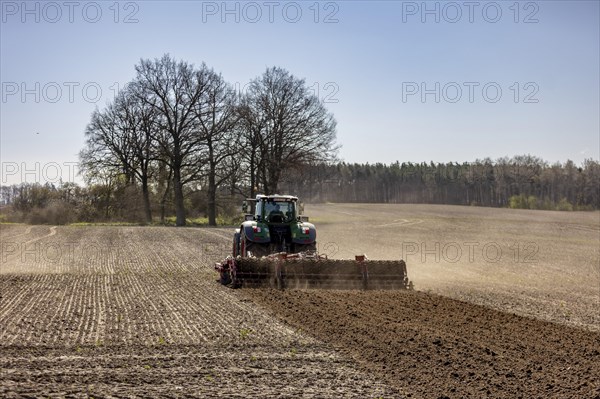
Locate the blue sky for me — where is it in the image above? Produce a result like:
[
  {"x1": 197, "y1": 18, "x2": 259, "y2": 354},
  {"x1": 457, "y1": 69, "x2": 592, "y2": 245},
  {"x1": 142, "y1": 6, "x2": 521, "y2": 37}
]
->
[{"x1": 1, "y1": 0, "x2": 599, "y2": 185}]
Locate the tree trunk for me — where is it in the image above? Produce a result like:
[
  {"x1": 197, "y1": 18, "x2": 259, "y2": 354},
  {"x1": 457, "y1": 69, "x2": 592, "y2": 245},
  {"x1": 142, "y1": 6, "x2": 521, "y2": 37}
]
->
[
  {"x1": 173, "y1": 165, "x2": 186, "y2": 226},
  {"x1": 249, "y1": 151, "x2": 256, "y2": 198},
  {"x1": 104, "y1": 190, "x2": 111, "y2": 220},
  {"x1": 260, "y1": 157, "x2": 268, "y2": 194},
  {"x1": 160, "y1": 200, "x2": 166, "y2": 224},
  {"x1": 267, "y1": 165, "x2": 281, "y2": 195},
  {"x1": 207, "y1": 160, "x2": 217, "y2": 227},
  {"x1": 159, "y1": 169, "x2": 171, "y2": 224},
  {"x1": 141, "y1": 176, "x2": 152, "y2": 224}
]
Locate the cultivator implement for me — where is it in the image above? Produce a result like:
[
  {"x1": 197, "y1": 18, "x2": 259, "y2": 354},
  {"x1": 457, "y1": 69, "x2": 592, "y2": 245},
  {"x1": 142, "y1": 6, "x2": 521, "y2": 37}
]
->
[{"x1": 215, "y1": 253, "x2": 413, "y2": 290}]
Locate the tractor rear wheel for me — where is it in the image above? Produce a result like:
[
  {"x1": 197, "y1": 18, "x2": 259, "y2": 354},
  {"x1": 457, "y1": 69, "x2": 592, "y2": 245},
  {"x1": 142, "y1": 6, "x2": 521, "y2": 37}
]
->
[
  {"x1": 233, "y1": 232, "x2": 241, "y2": 257},
  {"x1": 241, "y1": 232, "x2": 269, "y2": 258}
]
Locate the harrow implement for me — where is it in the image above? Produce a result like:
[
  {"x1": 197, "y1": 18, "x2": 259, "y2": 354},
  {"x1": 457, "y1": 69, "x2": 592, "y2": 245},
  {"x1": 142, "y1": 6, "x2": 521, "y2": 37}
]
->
[{"x1": 215, "y1": 253, "x2": 413, "y2": 290}]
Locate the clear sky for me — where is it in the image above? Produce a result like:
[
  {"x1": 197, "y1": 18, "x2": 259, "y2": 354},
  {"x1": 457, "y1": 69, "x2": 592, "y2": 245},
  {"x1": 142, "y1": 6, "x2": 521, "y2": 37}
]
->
[{"x1": 1, "y1": 0, "x2": 599, "y2": 185}]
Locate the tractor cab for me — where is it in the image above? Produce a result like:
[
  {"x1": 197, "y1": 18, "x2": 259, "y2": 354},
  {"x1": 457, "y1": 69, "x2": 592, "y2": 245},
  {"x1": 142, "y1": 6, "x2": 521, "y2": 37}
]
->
[
  {"x1": 237, "y1": 194, "x2": 315, "y2": 256},
  {"x1": 260, "y1": 198, "x2": 295, "y2": 223},
  {"x1": 243, "y1": 195, "x2": 307, "y2": 223}
]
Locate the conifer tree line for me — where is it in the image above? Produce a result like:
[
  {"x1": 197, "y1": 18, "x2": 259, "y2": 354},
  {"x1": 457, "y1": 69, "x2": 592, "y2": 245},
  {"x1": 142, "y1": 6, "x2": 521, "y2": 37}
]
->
[{"x1": 284, "y1": 156, "x2": 599, "y2": 211}]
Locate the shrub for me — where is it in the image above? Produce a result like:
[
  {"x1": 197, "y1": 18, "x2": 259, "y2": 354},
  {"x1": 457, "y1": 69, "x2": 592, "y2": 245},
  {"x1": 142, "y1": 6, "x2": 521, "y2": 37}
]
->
[
  {"x1": 509, "y1": 194, "x2": 540, "y2": 210},
  {"x1": 527, "y1": 196, "x2": 538, "y2": 210},
  {"x1": 556, "y1": 198, "x2": 573, "y2": 211},
  {"x1": 509, "y1": 194, "x2": 528, "y2": 209},
  {"x1": 27, "y1": 200, "x2": 75, "y2": 225}
]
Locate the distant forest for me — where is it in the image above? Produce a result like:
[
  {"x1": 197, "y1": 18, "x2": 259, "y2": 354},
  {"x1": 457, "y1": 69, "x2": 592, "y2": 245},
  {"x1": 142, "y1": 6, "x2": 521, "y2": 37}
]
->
[
  {"x1": 284, "y1": 156, "x2": 600, "y2": 210},
  {"x1": 0, "y1": 55, "x2": 598, "y2": 225},
  {"x1": 1, "y1": 156, "x2": 598, "y2": 226}
]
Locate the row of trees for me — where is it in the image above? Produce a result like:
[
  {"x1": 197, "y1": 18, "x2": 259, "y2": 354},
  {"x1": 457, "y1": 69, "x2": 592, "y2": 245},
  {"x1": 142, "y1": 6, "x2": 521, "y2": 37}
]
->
[
  {"x1": 0, "y1": 181, "x2": 228, "y2": 225},
  {"x1": 80, "y1": 55, "x2": 337, "y2": 225},
  {"x1": 1, "y1": 156, "x2": 598, "y2": 225}
]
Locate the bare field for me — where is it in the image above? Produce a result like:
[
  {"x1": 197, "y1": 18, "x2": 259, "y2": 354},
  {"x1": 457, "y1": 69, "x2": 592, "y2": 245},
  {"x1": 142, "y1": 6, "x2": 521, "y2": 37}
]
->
[
  {"x1": 308, "y1": 203, "x2": 600, "y2": 331},
  {"x1": 1, "y1": 204, "x2": 599, "y2": 398},
  {"x1": 0, "y1": 225, "x2": 399, "y2": 398},
  {"x1": 2, "y1": 344, "x2": 397, "y2": 398}
]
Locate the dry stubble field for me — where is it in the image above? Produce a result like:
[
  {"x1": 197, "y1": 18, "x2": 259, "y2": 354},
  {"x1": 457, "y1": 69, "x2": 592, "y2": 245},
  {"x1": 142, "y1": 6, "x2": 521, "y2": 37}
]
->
[{"x1": 1, "y1": 204, "x2": 599, "y2": 398}]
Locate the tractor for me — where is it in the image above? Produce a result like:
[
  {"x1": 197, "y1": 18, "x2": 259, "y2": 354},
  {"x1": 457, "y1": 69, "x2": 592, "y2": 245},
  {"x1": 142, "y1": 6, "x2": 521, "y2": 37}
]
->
[{"x1": 216, "y1": 194, "x2": 413, "y2": 290}]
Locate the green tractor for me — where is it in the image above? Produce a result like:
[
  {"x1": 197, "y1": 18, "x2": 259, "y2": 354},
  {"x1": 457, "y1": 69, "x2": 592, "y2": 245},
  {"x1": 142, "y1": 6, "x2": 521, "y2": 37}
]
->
[
  {"x1": 216, "y1": 194, "x2": 412, "y2": 290},
  {"x1": 233, "y1": 194, "x2": 316, "y2": 258}
]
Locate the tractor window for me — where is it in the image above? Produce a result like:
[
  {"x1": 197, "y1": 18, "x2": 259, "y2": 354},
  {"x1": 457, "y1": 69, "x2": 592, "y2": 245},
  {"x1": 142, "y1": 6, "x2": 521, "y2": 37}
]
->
[{"x1": 265, "y1": 201, "x2": 295, "y2": 223}]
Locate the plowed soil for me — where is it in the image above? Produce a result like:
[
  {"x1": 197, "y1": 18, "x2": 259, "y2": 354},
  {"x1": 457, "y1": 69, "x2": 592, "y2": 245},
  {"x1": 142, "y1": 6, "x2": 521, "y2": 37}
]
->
[
  {"x1": 308, "y1": 204, "x2": 600, "y2": 332},
  {"x1": 245, "y1": 288, "x2": 600, "y2": 399}
]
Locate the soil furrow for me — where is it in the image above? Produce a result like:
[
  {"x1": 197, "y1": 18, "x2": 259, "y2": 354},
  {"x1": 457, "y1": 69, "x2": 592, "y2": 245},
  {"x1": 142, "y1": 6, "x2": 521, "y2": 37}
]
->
[{"x1": 245, "y1": 288, "x2": 600, "y2": 399}]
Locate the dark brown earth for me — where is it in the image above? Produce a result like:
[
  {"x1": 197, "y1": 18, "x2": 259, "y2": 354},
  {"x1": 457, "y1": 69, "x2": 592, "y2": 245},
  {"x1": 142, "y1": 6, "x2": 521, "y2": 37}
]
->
[
  {"x1": 244, "y1": 288, "x2": 600, "y2": 399},
  {"x1": 308, "y1": 204, "x2": 600, "y2": 332}
]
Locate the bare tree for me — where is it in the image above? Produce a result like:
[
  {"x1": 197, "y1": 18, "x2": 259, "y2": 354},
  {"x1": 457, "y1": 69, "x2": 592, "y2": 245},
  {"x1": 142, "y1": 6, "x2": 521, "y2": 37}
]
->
[
  {"x1": 80, "y1": 102, "x2": 138, "y2": 220},
  {"x1": 115, "y1": 87, "x2": 160, "y2": 223},
  {"x1": 240, "y1": 67, "x2": 338, "y2": 194},
  {"x1": 81, "y1": 106, "x2": 134, "y2": 183},
  {"x1": 80, "y1": 86, "x2": 158, "y2": 224},
  {"x1": 132, "y1": 55, "x2": 207, "y2": 226},
  {"x1": 237, "y1": 96, "x2": 266, "y2": 197},
  {"x1": 192, "y1": 67, "x2": 239, "y2": 225}
]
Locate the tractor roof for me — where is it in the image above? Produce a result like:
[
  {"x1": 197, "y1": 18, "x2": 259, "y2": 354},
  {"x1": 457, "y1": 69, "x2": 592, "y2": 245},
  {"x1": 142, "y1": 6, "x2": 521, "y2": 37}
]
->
[{"x1": 255, "y1": 194, "x2": 298, "y2": 202}]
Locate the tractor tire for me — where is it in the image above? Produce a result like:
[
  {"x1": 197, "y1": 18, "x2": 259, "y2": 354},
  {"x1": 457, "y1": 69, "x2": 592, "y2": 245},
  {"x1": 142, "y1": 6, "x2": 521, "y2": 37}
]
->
[
  {"x1": 220, "y1": 270, "x2": 232, "y2": 286},
  {"x1": 241, "y1": 232, "x2": 269, "y2": 258},
  {"x1": 240, "y1": 232, "x2": 249, "y2": 257},
  {"x1": 232, "y1": 232, "x2": 241, "y2": 257}
]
